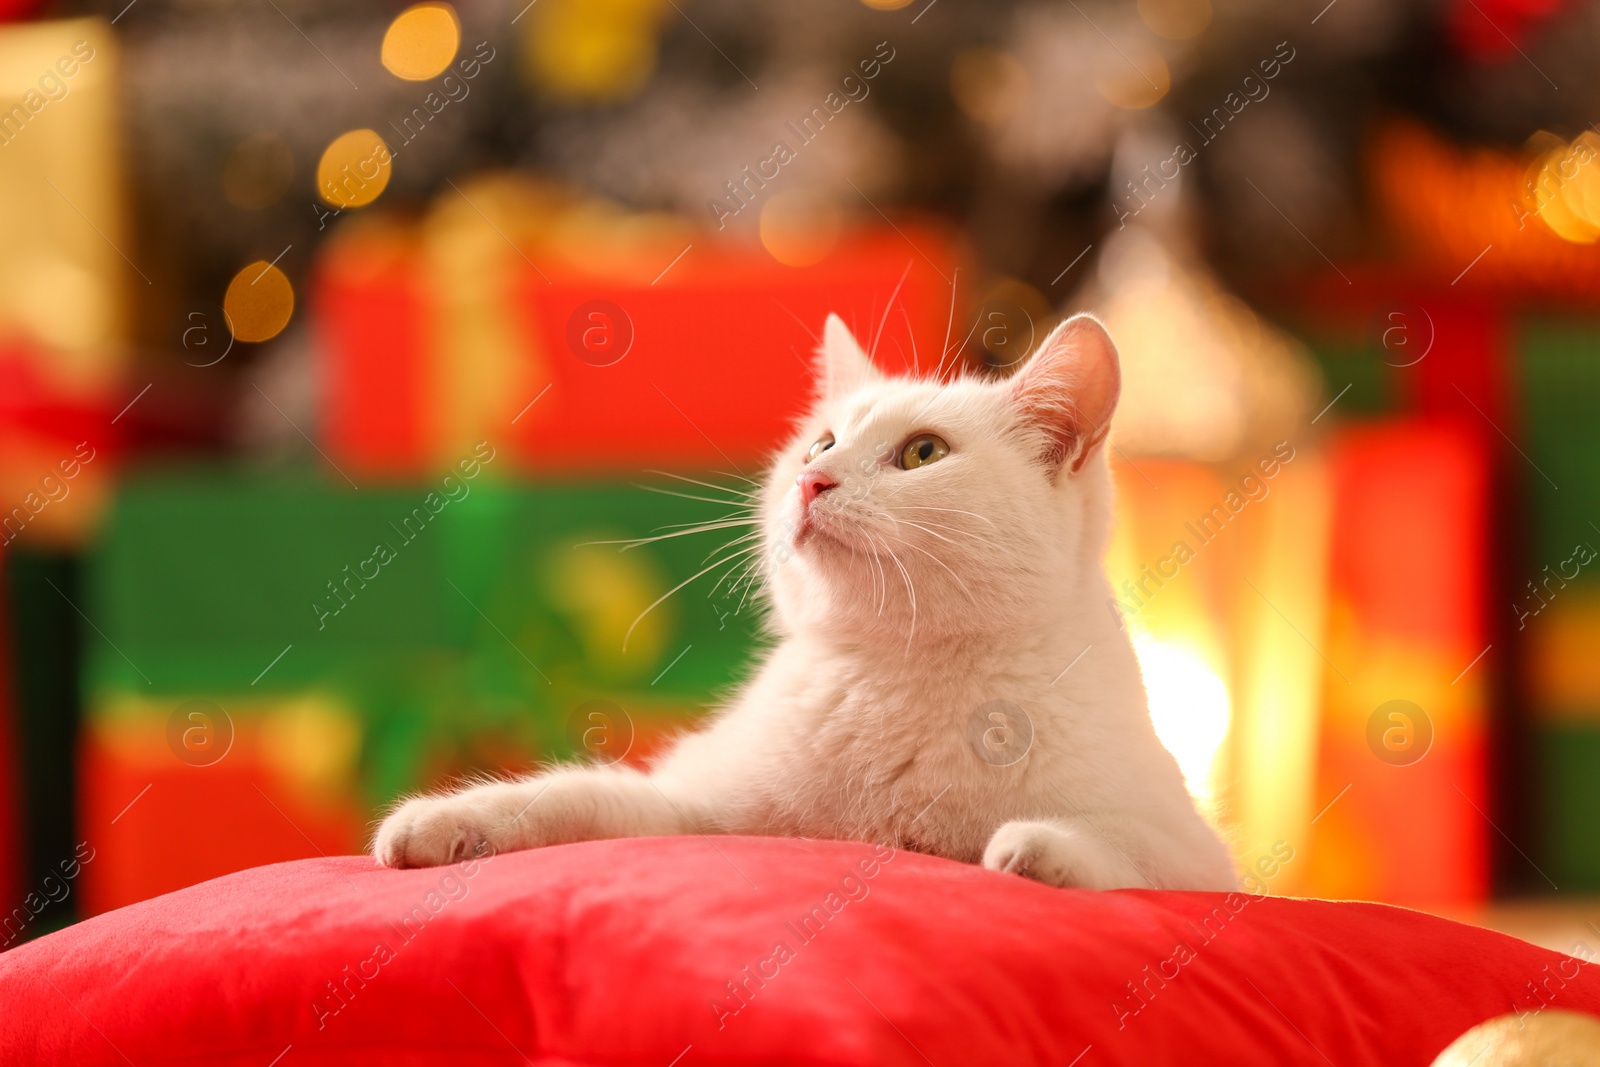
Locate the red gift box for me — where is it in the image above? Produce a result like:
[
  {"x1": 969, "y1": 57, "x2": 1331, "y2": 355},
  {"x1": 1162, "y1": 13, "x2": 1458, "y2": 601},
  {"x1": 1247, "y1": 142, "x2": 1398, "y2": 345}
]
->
[{"x1": 316, "y1": 222, "x2": 963, "y2": 478}]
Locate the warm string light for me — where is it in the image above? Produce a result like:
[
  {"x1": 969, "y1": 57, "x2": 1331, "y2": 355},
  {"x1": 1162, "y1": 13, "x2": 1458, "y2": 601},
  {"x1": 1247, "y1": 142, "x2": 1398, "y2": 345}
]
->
[
  {"x1": 223, "y1": 260, "x2": 294, "y2": 343},
  {"x1": 1527, "y1": 130, "x2": 1600, "y2": 244},
  {"x1": 382, "y1": 2, "x2": 462, "y2": 81},
  {"x1": 221, "y1": 5, "x2": 463, "y2": 345},
  {"x1": 1371, "y1": 122, "x2": 1600, "y2": 297},
  {"x1": 316, "y1": 128, "x2": 392, "y2": 210},
  {"x1": 520, "y1": 0, "x2": 667, "y2": 102}
]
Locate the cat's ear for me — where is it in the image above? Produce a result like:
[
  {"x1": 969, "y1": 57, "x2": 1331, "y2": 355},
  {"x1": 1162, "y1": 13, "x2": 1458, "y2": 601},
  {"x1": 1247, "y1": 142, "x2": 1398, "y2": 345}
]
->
[
  {"x1": 817, "y1": 313, "x2": 881, "y2": 399},
  {"x1": 1009, "y1": 313, "x2": 1121, "y2": 474}
]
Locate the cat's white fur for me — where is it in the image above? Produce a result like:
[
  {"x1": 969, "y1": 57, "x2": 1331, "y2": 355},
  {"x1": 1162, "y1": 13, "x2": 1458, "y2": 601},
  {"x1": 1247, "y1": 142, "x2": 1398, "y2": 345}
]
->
[{"x1": 374, "y1": 313, "x2": 1238, "y2": 891}]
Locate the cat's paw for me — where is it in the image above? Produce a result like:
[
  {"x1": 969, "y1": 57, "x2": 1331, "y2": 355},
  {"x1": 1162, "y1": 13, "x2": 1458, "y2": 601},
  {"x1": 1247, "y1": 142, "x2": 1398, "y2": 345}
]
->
[
  {"x1": 982, "y1": 818, "x2": 1144, "y2": 889},
  {"x1": 982, "y1": 820, "x2": 1083, "y2": 887},
  {"x1": 374, "y1": 795, "x2": 499, "y2": 869},
  {"x1": 374, "y1": 767, "x2": 689, "y2": 868}
]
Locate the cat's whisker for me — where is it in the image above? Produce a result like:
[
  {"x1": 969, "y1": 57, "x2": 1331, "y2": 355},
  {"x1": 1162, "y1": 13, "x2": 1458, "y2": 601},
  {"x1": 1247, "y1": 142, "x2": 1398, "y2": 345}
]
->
[
  {"x1": 869, "y1": 260, "x2": 913, "y2": 365},
  {"x1": 863, "y1": 529, "x2": 900, "y2": 621},
  {"x1": 711, "y1": 568, "x2": 754, "y2": 607},
  {"x1": 889, "y1": 504, "x2": 999, "y2": 530},
  {"x1": 885, "y1": 531, "x2": 979, "y2": 606},
  {"x1": 706, "y1": 542, "x2": 764, "y2": 599},
  {"x1": 869, "y1": 532, "x2": 889, "y2": 614},
  {"x1": 938, "y1": 318, "x2": 980, "y2": 384},
  {"x1": 703, "y1": 528, "x2": 763, "y2": 558},
  {"x1": 900, "y1": 306, "x2": 918, "y2": 374},
  {"x1": 843, "y1": 536, "x2": 866, "y2": 605},
  {"x1": 887, "y1": 516, "x2": 964, "y2": 549},
  {"x1": 773, "y1": 299, "x2": 822, "y2": 347},
  {"x1": 885, "y1": 510, "x2": 965, "y2": 536},
  {"x1": 903, "y1": 523, "x2": 972, "y2": 547},
  {"x1": 860, "y1": 530, "x2": 884, "y2": 614},
  {"x1": 636, "y1": 484, "x2": 756, "y2": 508},
  {"x1": 583, "y1": 519, "x2": 760, "y2": 552},
  {"x1": 624, "y1": 548, "x2": 755, "y2": 652},
  {"x1": 701, "y1": 533, "x2": 763, "y2": 573},
  {"x1": 879, "y1": 536, "x2": 918, "y2": 643},
  {"x1": 721, "y1": 550, "x2": 755, "y2": 593},
  {"x1": 711, "y1": 469, "x2": 761, "y2": 487},
  {"x1": 853, "y1": 528, "x2": 884, "y2": 613},
  {"x1": 733, "y1": 554, "x2": 767, "y2": 616},
  {"x1": 644, "y1": 470, "x2": 762, "y2": 499},
  {"x1": 938, "y1": 267, "x2": 959, "y2": 380},
  {"x1": 651, "y1": 512, "x2": 758, "y2": 533},
  {"x1": 939, "y1": 284, "x2": 983, "y2": 382}
]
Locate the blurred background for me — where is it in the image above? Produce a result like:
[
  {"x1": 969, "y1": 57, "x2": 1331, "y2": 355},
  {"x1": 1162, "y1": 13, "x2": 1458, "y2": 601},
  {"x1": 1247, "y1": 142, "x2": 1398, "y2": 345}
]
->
[{"x1": 1, "y1": 0, "x2": 1598, "y2": 949}]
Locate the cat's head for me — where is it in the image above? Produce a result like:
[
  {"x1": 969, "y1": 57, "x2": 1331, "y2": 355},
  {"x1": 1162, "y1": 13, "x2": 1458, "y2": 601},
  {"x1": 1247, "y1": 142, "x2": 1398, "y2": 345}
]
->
[{"x1": 760, "y1": 312, "x2": 1121, "y2": 641}]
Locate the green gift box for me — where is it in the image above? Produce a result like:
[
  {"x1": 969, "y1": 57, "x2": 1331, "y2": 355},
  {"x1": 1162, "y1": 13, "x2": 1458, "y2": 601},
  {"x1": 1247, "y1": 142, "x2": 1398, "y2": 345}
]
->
[{"x1": 85, "y1": 466, "x2": 765, "y2": 807}]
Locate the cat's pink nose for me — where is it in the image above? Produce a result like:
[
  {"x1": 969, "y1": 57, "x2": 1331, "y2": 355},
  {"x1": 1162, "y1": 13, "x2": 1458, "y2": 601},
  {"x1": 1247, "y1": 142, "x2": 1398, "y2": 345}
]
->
[{"x1": 797, "y1": 469, "x2": 838, "y2": 507}]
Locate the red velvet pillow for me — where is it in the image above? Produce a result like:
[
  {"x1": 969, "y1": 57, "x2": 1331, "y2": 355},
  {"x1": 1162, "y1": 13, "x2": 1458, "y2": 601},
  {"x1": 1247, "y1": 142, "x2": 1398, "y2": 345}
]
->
[{"x1": 2, "y1": 836, "x2": 1594, "y2": 1065}]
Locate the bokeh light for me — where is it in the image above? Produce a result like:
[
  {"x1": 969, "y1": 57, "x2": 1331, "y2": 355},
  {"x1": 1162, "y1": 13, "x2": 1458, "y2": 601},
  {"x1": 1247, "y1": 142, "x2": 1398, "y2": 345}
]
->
[
  {"x1": 381, "y1": 2, "x2": 461, "y2": 81},
  {"x1": 1138, "y1": 0, "x2": 1213, "y2": 40},
  {"x1": 260, "y1": 701, "x2": 363, "y2": 795},
  {"x1": 860, "y1": 0, "x2": 915, "y2": 9},
  {"x1": 968, "y1": 276, "x2": 1052, "y2": 371},
  {"x1": 223, "y1": 260, "x2": 295, "y2": 343},
  {"x1": 1134, "y1": 633, "x2": 1232, "y2": 806},
  {"x1": 316, "y1": 128, "x2": 392, "y2": 209},
  {"x1": 759, "y1": 191, "x2": 843, "y2": 268},
  {"x1": 523, "y1": 0, "x2": 666, "y2": 102},
  {"x1": 950, "y1": 48, "x2": 1028, "y2": 126},
  {"x1": 1567, "y1": 133, "x2": 1600, "y2": 223},
  {"x1": 1530, "y1": 132, "x2": 1600, "y2": 245},
  {"x1": 1096, "y1": 46, "x2": 1171, "y2": 110}
]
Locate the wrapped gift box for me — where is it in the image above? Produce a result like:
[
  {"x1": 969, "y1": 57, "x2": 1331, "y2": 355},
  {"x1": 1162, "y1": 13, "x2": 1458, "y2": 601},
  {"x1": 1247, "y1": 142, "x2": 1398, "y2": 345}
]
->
[
  {"x1": 78, "y1": 470, "x2": 769, "y2": 911},
  {"x1": 1518, "y1": 316, "x2": 1600, "y2": 889},
  {"x1": 1308, "y1": 419, "x2": 1491, "y2": 906},
  {"x1": 315, "y1": 198, "x2": 961, "y2": 478}
]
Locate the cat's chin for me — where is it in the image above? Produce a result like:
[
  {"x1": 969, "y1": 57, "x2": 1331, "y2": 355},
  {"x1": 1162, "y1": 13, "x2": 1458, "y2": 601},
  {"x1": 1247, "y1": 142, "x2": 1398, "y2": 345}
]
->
[{"x1": 793, "y1": 518, "x2": 849, "y2": 552}]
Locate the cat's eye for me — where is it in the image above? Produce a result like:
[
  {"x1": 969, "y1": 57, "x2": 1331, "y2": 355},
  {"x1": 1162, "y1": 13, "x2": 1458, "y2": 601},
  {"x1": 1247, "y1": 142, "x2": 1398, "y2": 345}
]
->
[
  {"x1": 806, "y1": 433, "x2": 835, "y2": 462},
  {"x1": 899, "y1": 434, "x2": 950, "y2": 470}
]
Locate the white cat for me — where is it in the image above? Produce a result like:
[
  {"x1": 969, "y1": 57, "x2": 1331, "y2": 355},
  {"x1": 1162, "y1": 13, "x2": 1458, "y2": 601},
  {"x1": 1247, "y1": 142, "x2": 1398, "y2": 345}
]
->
[{"x1": 375, "y1": 312, "x2": 1238, "y2": 891}]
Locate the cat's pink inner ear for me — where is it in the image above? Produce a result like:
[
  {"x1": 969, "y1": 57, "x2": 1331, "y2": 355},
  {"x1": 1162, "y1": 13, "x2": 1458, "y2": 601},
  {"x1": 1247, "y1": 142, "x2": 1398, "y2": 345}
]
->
[
  {"x1": 1010, "y1": 313, "x2": 1121, "y2": 473},
  {"x1": 818, "y1": 313, "x2": 880, "y2": 398}
]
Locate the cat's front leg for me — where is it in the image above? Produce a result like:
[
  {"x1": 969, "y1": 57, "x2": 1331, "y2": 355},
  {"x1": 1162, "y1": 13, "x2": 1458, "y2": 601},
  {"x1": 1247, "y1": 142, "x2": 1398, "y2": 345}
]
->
[
  {"x1": 374, "y1": 765, "x2": 694, "y2": 868},
  {"x1": 981, "y1": 818, "x2": 1150, "y2": 890}
]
